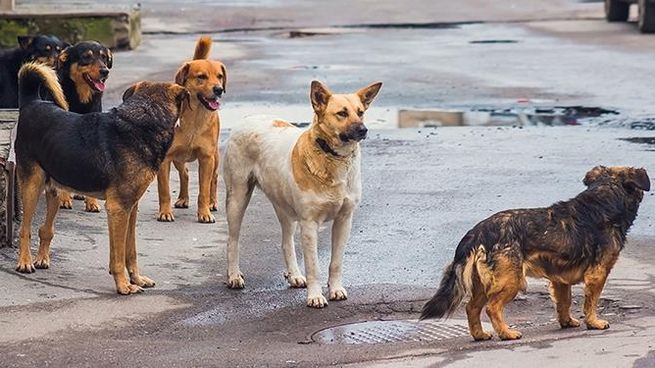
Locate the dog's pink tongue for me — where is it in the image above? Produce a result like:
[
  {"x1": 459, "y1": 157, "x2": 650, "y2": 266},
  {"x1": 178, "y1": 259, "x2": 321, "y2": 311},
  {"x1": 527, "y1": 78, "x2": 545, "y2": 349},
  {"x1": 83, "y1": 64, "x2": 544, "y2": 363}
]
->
[
  {"x1": 208, "y1": 99, "x2": 220, "y2": 110},
  {"x1": 93, "y1": 80, "x2": 106, "y2": 92}
]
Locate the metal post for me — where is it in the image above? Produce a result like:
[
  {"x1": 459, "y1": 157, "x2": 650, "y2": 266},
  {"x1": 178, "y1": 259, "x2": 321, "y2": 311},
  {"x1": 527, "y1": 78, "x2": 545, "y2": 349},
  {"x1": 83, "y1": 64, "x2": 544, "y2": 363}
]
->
[{"x1": 0, "y1": 0, "x2": 14, "y2": 11}]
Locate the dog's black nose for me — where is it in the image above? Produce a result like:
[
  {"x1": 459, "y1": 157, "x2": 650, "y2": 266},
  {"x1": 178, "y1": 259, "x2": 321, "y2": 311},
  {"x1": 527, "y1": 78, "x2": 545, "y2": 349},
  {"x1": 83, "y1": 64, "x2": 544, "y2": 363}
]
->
[
  {"x1": 352, "y1": 123, "x2": 368, "y2": 140},
  {"x1": 213, "y1": 86, "x2": 224, "y2": 97},
  {"x1": 99, "y1": 68, "x2": 109, "y2": 78}
]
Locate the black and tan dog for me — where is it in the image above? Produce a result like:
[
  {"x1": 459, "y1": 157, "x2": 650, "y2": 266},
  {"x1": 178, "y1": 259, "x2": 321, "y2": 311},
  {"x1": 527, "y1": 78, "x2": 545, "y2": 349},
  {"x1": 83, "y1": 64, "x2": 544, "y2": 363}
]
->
[
  {"x1": 0, "y1": 35, "x2": 68, "y2": 108},
  {"x1": 15, "y1": 62, "x2": 189, "y2": 294},
  {"x1": 55, "y1": 41, "x2": 113, "y2": 212},
  {"x1": 421, "y1": 166, "x2": 649, "y2": 340}
]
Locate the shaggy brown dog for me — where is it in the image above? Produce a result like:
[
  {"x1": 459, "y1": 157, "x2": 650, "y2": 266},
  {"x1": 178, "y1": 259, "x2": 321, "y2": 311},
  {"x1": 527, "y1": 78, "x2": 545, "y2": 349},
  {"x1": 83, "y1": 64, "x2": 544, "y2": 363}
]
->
[
  {"x1": 157, "y1": 35, "x2": 226, "y2": 223},
  {"x1": 15, "y1": 62, "x2": 188, "y2": 294},
  {"x1": 421, "y1": 166, "x2": 649, "y2": 340}
]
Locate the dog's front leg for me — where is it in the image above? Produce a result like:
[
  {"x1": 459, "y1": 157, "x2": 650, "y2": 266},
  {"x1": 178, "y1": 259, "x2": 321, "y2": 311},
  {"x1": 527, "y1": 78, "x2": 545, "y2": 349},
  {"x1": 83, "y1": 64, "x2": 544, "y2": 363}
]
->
[
  {"x1": 583, "y1": 261, "x2": 616, "y2": 330},
  {"x1": 328, "y1": 211, "x2": 353, "y2": 301},
  {"x1": 157, "y1": 159, "x2": 175, "y2": 222},
  {"x1": 197, "y1": 154, "x2": 216, "y2": 223},
  {"x1": 106, "y1": 199, "x2": 142, "y2": 295},
  {"x1": 301, "y1": 220, "x2": 327, "y2": 308}
]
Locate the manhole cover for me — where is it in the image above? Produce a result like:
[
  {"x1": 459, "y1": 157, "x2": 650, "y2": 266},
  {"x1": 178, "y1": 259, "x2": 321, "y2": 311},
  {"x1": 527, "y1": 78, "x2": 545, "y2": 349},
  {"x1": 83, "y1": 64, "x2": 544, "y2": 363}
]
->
[{"x1": 312, "y1": 319, "x2": 486, "y2": 344}]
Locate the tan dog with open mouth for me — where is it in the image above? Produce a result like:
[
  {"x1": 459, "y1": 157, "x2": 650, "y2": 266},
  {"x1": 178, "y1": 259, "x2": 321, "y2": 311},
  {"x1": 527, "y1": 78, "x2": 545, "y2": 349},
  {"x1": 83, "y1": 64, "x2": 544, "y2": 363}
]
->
[
  {"x1": 157, "y1": 35, "x2": 226, "y2": 223},
  {"x1": 223, "y1": 80, "x2": 382, "y2": 308}
]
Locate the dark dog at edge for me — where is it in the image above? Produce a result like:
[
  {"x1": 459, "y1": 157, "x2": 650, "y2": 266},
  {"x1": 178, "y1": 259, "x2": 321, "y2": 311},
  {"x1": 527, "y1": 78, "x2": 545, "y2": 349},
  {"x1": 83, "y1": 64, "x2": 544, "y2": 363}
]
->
[
  {"x1": 15, "y1": 62, "x2": 189, "y2": 294},
  {"x1": 0, "y1": 35, "x2": 67, "y2": 108},
  {"x1": 420, "y1": 166, "x2": 649, "y2": 340}
]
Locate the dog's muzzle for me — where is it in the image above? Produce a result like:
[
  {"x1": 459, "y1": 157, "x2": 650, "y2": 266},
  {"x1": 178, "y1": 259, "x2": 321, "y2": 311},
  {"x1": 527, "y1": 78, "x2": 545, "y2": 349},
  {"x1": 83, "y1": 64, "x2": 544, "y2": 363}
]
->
[{"x1": 340, "y1": 123, "x2": 368, "y2": 142}]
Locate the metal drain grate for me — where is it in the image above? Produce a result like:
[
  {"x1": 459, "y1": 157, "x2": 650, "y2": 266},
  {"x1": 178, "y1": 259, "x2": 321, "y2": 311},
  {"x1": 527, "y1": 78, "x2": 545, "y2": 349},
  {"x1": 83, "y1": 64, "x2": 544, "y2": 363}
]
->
[{"x1": 312, "y1": 319, "x2": 485, "y2": 344}]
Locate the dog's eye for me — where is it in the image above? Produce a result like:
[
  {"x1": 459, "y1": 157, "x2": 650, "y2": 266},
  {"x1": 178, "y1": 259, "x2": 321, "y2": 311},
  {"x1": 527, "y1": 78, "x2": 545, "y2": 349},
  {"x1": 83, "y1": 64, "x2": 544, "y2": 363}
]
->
[
  {"x1": 197, "y1": 74, "x2": 208, "y2": 80},
  {"x1": 357, "y1": 110, "x2": 364, "y2": 117},
  {"x1": 337, "y1": 111, "x2": 348, "y2": 118},
  {"x1": 217, "y1": 75, "x2": 223, "y2": 80}
]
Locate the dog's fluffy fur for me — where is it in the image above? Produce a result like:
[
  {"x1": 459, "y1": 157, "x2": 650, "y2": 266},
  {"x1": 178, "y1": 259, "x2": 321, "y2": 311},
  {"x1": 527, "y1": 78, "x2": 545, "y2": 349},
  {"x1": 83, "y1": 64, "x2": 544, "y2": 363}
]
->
[
  {"x1": 15, "y1": 62, "x2": 189, "y2": 294},
  {"x1": 223, "y1": 80, "x2": 382, "y2": 308},
  {"x1": 55, "y1": 41, "x2": 113, "y2": 212},
  {"x1": 0, "y1": 35, "x2": 67, "y2": 108},
  {"x1": 420, "y1": 166, "x2": 650, "y2": 340},
  {"x1": 157, "y1": 35, "x2": 226, "y2": 223}
]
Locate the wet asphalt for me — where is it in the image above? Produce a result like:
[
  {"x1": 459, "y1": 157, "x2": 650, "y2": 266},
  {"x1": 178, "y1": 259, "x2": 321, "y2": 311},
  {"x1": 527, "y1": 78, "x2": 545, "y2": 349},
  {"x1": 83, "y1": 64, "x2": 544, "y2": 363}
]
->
[{"x1": 2, "y1": 0, "x2": 655, "y2": 367}]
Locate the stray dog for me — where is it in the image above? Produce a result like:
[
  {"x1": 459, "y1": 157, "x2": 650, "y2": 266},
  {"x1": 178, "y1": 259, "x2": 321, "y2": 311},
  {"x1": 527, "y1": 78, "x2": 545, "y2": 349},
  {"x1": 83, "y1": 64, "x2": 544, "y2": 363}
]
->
[
  {"x1": 223, "y1": 80, "x2": 382, "y2": 308},
  {"x1": 0, "y1": 35, "x2": 68, "y2": 108},
  {"x1": 420, "y1": 166, "x2": 650, "y2": 340},
  {"x1": 15, "y1": 62, "x2": 189, "y2": 294},
  {"x1": 55, "y1": 41, "x2": 113, "y2": 212},
  {"x1": 157, "y1": 35, "x2": 225, "y2": 223}
]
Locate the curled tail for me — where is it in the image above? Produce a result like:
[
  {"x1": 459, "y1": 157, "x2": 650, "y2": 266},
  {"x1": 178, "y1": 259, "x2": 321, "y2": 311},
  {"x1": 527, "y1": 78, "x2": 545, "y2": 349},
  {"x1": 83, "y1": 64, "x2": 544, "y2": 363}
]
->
[
  {"x1": 420, "y1": 232, "x2": 480, "y2": 320},
  {"x1": 193, "y1": 35, "x2": 212, "y2": 60},
  {"x1": 18, "y1": 62, "x2": 68, "y2": 111}
]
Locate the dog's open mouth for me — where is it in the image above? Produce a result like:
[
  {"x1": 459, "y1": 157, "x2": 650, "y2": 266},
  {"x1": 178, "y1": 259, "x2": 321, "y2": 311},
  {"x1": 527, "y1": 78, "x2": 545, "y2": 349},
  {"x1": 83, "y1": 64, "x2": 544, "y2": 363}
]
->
[
  {"x1": 198, "y1": 94, "x2": 221, "y2": 111},
  {"x1": 83, "y1": 73, "x2": 107, "y2": 92}
]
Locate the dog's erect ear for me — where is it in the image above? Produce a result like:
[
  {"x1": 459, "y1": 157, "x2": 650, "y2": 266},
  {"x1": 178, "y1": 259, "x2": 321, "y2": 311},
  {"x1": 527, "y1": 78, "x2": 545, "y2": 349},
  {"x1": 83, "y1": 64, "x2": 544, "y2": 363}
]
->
[
  {"x1": 175, "y1": 63, "x2": 190, "y2": 86},
  {"x1": 221, "y1": 63, "x2": 227, "y2": 93},
  {"x1": 106, "y1": 48, "x2": 113, "y2": 69},
  {"x1": 583, "y1": 166, "x2": 607, "y2": 187},
  {"x1": 122, "y1": 82, "x2": 140, "y2": 102},
  {"x1": 17, "y1": 36, "x2": 34, "y2": 50},
  {"x1": 58, "y1": 46, "x2": 71, "y2": 66},
  {"x1": 624, "y1": 168, "x2": 650, "y2": 192},
  {"x1": 356, "y1": 82, "x2": 383, "y2": 110},
  {"x1": 310, "y1": 80, "x2": 331, "y2": 113}
]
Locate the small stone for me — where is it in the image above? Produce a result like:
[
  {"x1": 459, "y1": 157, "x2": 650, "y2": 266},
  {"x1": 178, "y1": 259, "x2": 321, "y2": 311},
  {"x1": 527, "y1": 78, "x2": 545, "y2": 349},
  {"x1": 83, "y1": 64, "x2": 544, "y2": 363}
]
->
[{"x1": 619, "y1": 305, "x2": 643, "y2": 310}]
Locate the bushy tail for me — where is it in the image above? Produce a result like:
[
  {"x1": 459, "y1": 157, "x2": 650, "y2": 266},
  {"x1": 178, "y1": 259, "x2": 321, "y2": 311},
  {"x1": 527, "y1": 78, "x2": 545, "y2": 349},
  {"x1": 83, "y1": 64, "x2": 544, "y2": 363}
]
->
[
  {"x1": 193, "y1": 35, "x2": 212, "y2": 60},
  {"x1": 18, "y1": 62, "x2": 68, "y2": 111},
  {"x1": 419, "y1": 261, "x2": 470, "y2": 320}
]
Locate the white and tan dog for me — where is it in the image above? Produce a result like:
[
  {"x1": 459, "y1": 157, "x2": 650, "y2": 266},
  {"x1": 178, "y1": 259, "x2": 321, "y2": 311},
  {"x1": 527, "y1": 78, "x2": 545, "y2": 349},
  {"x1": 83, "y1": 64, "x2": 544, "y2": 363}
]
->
[{"x1": 223, "y1": 80, "x2": 382, "y2": 308}]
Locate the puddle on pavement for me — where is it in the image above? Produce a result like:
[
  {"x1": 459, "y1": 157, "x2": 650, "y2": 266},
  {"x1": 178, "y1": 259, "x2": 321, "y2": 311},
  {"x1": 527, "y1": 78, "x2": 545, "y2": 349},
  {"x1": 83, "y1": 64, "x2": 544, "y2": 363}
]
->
[
  {"x1": 312, "y1": 319, "x2": 490, "y2": 344},
  {"x1": 398, "y1": 106, "x2": 619, "y2": 128}
]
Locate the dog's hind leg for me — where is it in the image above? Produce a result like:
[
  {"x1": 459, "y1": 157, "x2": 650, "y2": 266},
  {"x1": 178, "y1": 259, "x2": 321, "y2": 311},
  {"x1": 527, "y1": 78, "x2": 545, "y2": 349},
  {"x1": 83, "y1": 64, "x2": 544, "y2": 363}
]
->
[
  {"x1": 34, "y1": 188, "x2": 60, "y2": 269},
  {"x1": 484, "y1": 248, "x2": 524, "y2": 340},
  {"x1": 466, "y1": 270, "x2": 492, "y2": 341},
  {"x1": 549, "y1": 282, "x2": 580, "y2": 328},
  {"x1": 157, "y1": 159, "x2": 175, "y2": 222},
  {"x1": 274, "y1": 207, "x2": 305, "y2": 288},
  {"x1": 583, "y1": 257, "x2": 617, "y2": 330},
  {"x1": 173, "y1": 161, "x2": 190, "y2": 209},
  {"x1": 328, "y1": 209, "x2": 354, "y2": 301},
  {"x1": 15, "y1": 166, "x2": 46, "y2": 273},
  {"x1": 225, "y1": 175, "x2": 255, "y2": 289},
  {"x1": 125, "y1": 204, "x2": 155, "y2": 288},
  {"x1": 209, "y1": 149, "x2": 219, "y2": 212}
]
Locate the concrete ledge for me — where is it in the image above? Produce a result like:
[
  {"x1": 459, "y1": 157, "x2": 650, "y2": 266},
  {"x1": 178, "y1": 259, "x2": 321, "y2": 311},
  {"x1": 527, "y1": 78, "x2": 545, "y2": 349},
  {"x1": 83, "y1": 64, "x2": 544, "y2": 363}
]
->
[{"x1": 0, "y1": 6, "x2": 141, "y2": 49}]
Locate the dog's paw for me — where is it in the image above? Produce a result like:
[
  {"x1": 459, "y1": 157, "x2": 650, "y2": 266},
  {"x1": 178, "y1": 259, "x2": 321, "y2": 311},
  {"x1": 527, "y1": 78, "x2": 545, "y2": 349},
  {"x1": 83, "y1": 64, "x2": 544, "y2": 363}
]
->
[
  {"x1": 329, "y1": 286, "x2": 348, "y2": 301},
  {"x1": 209, "y1": 203, "x2": 218, "y2": 212},
  {"x1": 472, "y1": 331, "x2": 493, "y2": 341},
  {"x1": 307, "y1": 294, "x2": 328, "y2": 308},
  {"x1": 130, "y1": 274, "x2": 156, "y2": 288},
  {"x1": 84, "y1": 201, "x2": 101, "y2": 213},
  {"x1": 174, "y1": 198, "x2": 189, "y2": 208},
  {"x1": 16, "y1": 259, "x2": 35, "y2": 273},
  {"x1": 586, "y1": 319, "x2": 610, "y2": 330},
  {"x1": 157, "y1": 211, "x2": 175, "y2": 222},
  {"x1": 285, "y1": 273, "x2": 307, "y2": 288},
  {"x1": 59, "y1": 199, "x2": 73, "y2": 209},
  {"x1": 33, "y1": 255, "x2": 50, "y2": 269},
  {"x1": 73, "y1": 194, "x2": 85, "y2": 200},
  {"x1": 560, "y1": 317, "x2": 581, "y2": 328},
  {"x1": 227, "y1": 272, "x2": 245, "y2": 289},
  {"x1": 498, "y1": 329, "x2": 522, "y2": 340},
  {"x1": 116, "y1": 283, "x2": 144, "y2": 295},
  {"x1": 197, "y1": 212, "x2": 215, "y2": 224}
]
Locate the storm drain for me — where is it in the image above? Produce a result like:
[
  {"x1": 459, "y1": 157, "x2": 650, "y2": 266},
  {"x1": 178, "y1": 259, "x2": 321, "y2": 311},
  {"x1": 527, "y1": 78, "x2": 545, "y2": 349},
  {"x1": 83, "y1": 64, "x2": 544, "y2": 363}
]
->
[{"x1": 312, "y1": 319, "x2": 484, "y2": 344}]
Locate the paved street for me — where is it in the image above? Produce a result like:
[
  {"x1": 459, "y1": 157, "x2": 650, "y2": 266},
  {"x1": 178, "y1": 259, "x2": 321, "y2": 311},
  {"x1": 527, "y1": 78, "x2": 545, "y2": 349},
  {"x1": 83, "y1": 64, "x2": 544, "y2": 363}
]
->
[{"x1": 1, "y1": 0, "x2": 655, "y2": 367}]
